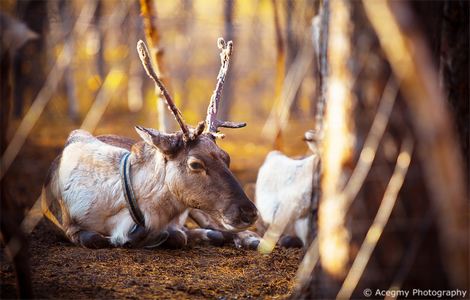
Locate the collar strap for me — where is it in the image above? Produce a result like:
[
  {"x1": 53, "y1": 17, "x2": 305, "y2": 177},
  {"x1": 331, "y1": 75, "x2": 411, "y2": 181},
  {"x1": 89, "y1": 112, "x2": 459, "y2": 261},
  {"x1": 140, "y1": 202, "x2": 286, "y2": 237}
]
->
[{"x1": 119, "y1": 152, "x2": 146, "y2": 227}]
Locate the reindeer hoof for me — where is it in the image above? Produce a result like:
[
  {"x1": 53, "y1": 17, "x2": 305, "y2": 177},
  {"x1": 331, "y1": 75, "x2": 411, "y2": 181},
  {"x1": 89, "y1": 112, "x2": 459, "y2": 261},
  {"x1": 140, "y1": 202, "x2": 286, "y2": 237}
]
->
[
  {"x1": 124, "y1": 224, "x2": 152, "y2": 248},
  {"x1": 236, "y1": 237, "x2": 260, "y2": 250},
  {"x1": 78, "y1": 231, "x2": 112, "y2": 249},
  {"x1": 143, "y1": 231, "x2": 170, "y2": 249},
  {"x1": 126, "y1": 224, "x2": 147, "y2": 245},
  {"x1": 279, "y1": 236, "x2": 303, "y2": 248},
  {"x1": 161, "y1": 229, "x2": 187, "y2": 249},
  {"x1": 206, "y1": 230, "x2": 225, "y2": 247},
  {"x1": 247, "y1": 239, "x2": 260, "y2": 250},
  {"x1": 232, "y1": 231, "x2": 260, "y2": 250}
]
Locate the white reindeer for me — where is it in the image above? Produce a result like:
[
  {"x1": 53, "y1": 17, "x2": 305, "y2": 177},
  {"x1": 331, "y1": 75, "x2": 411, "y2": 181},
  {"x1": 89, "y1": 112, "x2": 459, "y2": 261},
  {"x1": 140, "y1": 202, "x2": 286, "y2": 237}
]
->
[
  {"x1": 255, "y1": 130, "x2": 320, "y2": 248},
  {"x1": 41, "y1": 39, "x2": 258, "y2": 248}
]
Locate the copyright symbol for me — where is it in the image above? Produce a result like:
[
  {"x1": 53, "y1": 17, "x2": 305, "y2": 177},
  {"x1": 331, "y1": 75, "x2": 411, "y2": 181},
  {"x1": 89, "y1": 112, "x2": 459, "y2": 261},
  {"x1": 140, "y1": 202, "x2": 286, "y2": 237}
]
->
[{"x1": 363, "y1": 288, "x2": 372, "y2": 297}]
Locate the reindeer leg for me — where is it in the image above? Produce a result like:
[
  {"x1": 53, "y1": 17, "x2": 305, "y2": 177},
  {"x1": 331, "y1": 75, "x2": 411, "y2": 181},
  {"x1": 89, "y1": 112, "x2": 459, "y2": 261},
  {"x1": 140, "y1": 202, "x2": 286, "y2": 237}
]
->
[
  {"x1": 123, "y1": 224, "x2": 170, "y2": 249},
  {"x1": 207, "y1": 230, "x2": 231, "y2": 246},
  {"x1": 124, "y1": 224, "x2": 148, "y2": 248},
  {"x1": 142, "y1": 230, "x2": 170, "y2": 249},
  {"x1": 233, "y1": 230, "x2": 261, "y2": 250},
  {"x1": 77, "y1": 230, "x2": 112, "y2": 249},
  {"x1": 229, "y1": 217, "x2": 265, "y2": 250},
  {"x1": 184, "y1": 228, "x2": 233, "y2": 247},
  {"x1": 279, "y1": 223, "x2": 304, "y2": 248},
  {"x1": 159, "y1": 226, "x2": 187, "y2": 249},
  {"x1": 279, "y1": 235, "x2": 303, "y2": 248}
]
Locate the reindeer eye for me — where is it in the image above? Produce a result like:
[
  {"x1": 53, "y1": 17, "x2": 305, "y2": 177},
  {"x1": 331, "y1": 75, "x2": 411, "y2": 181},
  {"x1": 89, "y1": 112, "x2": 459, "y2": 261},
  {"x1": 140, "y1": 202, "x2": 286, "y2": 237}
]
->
[
  {"x1": 190, "y1": 162, "x2": 203, "y2": 169},
  {"x1": 188, "y1": 160, "x2": 205, "y2": 171}
]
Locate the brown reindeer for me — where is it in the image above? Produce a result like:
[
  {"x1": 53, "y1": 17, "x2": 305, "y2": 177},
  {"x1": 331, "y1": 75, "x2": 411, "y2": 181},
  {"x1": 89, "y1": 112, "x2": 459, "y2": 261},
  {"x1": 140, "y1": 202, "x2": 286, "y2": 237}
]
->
[{"x1": 41, "y1": 38, "x2": 258, "y2": 248}]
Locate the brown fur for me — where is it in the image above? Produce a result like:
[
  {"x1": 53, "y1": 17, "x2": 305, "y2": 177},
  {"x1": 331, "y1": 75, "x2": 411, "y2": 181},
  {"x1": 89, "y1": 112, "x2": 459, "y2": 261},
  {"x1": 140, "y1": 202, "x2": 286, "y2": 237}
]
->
[
  {"x1": 97, "y1": 135, "x2": 135, "y2": 150},
  {"x1": 44, "y1": 154, "x2": 61, "y2": 187}
]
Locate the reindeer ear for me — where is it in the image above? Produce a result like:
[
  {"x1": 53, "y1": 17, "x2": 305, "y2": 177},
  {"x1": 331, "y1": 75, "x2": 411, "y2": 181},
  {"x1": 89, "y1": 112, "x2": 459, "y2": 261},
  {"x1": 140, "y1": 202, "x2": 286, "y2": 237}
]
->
[
  {"x1": 304, "y1": 130, "x2": 320, "y2": 155},
  {"x1": 135, "y1": 126, "x2": 182, "y2": 155}
]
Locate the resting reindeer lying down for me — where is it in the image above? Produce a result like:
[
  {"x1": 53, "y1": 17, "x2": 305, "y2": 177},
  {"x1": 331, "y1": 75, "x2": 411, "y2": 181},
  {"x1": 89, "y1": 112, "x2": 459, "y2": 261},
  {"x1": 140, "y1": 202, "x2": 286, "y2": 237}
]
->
[
  {"x1": 41, "y1": 39, "x2": 258, "y2": 249},
  {"x1": 41, "y1": 128, "x2": 257, "y2": 248}
]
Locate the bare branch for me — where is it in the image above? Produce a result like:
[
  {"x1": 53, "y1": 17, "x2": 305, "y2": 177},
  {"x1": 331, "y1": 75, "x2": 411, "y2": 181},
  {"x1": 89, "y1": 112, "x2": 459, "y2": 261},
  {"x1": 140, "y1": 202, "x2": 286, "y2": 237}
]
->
[
  {"x1": 343, "y1": 77, "x2": 399, "y2": 209},
  {"x1": 337, "y1": 136, "x2": 414, "y2": 299},
  {"x1": 294, "y1": 78, "x2": 399, "y2": 293},
  {"x1": 137, "y1": 40, "x2": 190, "y2": 140},
  {"x1": 363, "y1": 0, "x2": 468, "y2": 287},
  {"x1": 139, "y1": 0, "x2": 175, "y2": 132},
  {"x1": 205, "y1": 38, "x2": 246, "y2": 135},
  {"x1": 261, "y1": 33, "x2": 313, "y2": 143}
]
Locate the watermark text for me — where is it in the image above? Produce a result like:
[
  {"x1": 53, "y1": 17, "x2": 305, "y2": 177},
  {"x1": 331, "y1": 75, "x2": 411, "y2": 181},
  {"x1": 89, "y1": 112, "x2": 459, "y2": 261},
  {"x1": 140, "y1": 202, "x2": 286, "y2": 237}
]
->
[{"x1": 362, "y1": 288, "x2": 467, "y2": 298}]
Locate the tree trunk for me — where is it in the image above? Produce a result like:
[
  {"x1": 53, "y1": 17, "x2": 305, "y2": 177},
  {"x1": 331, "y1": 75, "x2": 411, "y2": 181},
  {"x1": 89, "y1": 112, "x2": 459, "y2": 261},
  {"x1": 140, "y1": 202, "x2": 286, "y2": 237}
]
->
[
  {"x1": 297, "y1": 1, "x2": 469, "y2": 298},
  {"x1": 284, "y1": 0, "x2": 301, "y2": 116},
  {"x1": 127, "y1": 1, "x2": 145, "y2": 112},
  {"x1": 13, "y1": 0, "x2": 47, "y2": 118},
  {"x1": 177, "y1": 0, "x2": 194, "y2": 109},
  {"x1": 93, "y1": 1, "x2": 105, "y2": 80},
  {"x1": 139, "y1": 0, "x2": 176, "y2": 132},
  {"x1": 0, "y1": 13, "x2": 34, "y2": 299},
  {"x1": 59, "y1": 0, "x2": 79, "y2": 122},
  {"x1": 219, "y1": 0, "x2": 235, "y2": 121},
  {"x1": 438, "y1": 0, "x2": 469, "y2": 174}
]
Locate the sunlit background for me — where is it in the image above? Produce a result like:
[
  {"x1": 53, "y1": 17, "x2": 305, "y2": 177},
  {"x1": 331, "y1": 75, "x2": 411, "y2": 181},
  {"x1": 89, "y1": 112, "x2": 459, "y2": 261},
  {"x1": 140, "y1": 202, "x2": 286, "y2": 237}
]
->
[{"x1": 1, "y1": 0, "x2": 468, "y2": 299}]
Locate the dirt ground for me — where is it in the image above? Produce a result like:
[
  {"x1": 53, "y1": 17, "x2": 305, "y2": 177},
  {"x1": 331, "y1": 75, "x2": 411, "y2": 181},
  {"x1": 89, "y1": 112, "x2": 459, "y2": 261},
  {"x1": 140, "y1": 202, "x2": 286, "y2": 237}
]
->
[
  {"x1": 0, "y1": 113, "x2": 311, "y2": 299},
  {"x1": 1, "y1": 220, "x2": 301, "y2": 299}
]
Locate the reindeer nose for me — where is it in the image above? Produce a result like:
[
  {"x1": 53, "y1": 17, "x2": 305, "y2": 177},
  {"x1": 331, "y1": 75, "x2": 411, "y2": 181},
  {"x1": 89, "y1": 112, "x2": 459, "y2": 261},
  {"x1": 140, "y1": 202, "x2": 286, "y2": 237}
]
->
[{"x1": 239, "y1": 202, "x2": 258, "y2": 225}]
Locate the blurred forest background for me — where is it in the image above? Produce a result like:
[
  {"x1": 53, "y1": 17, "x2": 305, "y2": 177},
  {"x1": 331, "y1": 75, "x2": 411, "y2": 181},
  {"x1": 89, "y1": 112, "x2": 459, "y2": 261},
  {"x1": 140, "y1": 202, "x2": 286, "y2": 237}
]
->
[
  {"x1": 1, "y1": 0, "x2": 469, "y2": 299},
  {"x1": 1, "y1": 0, "x2": 317, "y2": 172}
]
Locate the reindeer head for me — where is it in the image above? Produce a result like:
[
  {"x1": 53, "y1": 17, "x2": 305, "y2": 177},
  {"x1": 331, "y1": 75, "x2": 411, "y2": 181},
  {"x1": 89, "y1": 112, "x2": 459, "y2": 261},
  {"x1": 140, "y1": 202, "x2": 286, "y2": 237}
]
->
[{"x1": 136, "y1": 38, "x2": 257, "y2": 230}]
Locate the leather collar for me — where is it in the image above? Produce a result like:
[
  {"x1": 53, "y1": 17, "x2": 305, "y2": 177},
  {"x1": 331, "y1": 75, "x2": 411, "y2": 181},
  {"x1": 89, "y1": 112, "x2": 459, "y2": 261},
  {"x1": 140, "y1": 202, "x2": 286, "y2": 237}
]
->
[{"x1": 119, "y1": 152, "x2": 146, "y2": 227}]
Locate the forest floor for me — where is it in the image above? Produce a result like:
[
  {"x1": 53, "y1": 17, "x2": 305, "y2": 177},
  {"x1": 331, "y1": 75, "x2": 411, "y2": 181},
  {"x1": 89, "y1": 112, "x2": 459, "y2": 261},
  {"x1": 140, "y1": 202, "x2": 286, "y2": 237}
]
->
[
  {"x1": 0, "y1": 112, "x2": 313, "y2": 299},
  {"x1": 1, "y1": 220, "x2": 301, "y2": 299}
]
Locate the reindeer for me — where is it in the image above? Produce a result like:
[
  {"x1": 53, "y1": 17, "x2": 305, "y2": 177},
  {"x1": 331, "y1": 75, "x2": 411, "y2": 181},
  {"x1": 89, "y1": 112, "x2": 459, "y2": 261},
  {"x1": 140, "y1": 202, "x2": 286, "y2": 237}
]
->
[
  {"x1": 183, "y1": 130, "x2": 321, "y2": 250},
  {"x1": 255, "y1": 130, "x2": 320, "y2": 248},
  {"x1": 225, "y1": 130, "x2": 320, "y2": 249},
  {"x1": 41, "y1": 38, "x2": 258, "y2": 248}
]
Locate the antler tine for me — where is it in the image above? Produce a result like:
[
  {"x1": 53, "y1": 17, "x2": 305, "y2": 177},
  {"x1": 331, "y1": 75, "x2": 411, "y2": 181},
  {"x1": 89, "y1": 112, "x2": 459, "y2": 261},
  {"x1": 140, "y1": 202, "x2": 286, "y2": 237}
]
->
[
  {"x1": 205, "y1": 38, "x2": 246, "y2": 137},
  {"x1": 137, "y1": 40, "x2": 190, "y2": 140}
]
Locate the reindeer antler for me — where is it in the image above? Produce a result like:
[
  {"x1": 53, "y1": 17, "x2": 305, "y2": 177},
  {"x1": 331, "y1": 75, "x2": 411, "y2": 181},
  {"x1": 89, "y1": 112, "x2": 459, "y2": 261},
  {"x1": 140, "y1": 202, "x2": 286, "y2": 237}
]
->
[
  {"x1": 137, "y1": 40, "x2": 190, "y2": 140},
  {"x1": 205, "y1": 38, "x2": 246, "y2": 138}
]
